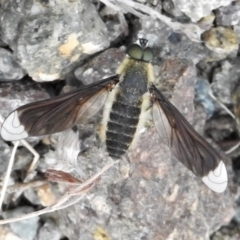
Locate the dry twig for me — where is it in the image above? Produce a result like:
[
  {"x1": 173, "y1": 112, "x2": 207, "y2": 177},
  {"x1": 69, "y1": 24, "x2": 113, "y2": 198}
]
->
[
  {"x1": 0, "y1": 114, "x2": 40, "y2": 210},
  {"x1": 0, "y1": 161, "x2": 117, "y2": 224},
  {"x1": 208, "y1": 85, "x2": 240, "y2": 154},
  {"x1": 0, "y1": 141, "x2": 19, "y2": 210}
]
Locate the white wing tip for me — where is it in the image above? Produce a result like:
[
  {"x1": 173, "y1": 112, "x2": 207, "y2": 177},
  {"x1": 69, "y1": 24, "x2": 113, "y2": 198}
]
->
[
  {"x1": 1, "y1": 111, "x2": 28, "y2": 141},
  {"x1": 202, "y1": 161, "x2": 228, "y2": 193}
]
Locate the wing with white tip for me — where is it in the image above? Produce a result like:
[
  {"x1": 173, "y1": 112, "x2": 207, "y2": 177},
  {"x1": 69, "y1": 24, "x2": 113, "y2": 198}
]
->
[
  {"x1": 149, "y1": 84, "x2": 228, "y2": 193},
  {"x1": 1, "y1": 76, "x2": 119, "y2": 141},
  {"x1": 202, "y1": 161, "x2": 227, "y2": 193}
]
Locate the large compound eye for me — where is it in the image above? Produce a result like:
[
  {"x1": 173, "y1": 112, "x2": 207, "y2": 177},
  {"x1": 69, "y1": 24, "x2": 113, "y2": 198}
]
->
[
  {"x1": 143, "y1": 47, "x2": 153, "y2": 62},
  {"x1": 127, "y1": 44, "x2": 143, "y2": 60}
]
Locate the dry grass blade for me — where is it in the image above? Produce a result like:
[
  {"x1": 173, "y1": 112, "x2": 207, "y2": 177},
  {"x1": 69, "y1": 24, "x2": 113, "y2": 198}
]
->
[
  {"x1": 0, "y1": 180, "x2": 48, "y2": 194},
  {"x1": 0, "y1": 114, "x2": 40, "y2": 210},
  {"x1": 207, "y1": 86, "x2": 240, "y2": 154},
  {"x1": 225, "y1": 141, "x2": 240, "y2": 155},
  {"x1": 0, "y1": 161, "x2": 117, "y2": 225},
  {"x1": 0, "y1": 141, "x2": 19, "y2": 210},
  {"x1": 208, "y1": 87, "x2": 235, "y2": 119},
  {"x1": 21, "y1": 140, "x2": 40, "y2": 176},
  {"x1": 0, "y1": 114, "x2": 40, "y2": 176}
]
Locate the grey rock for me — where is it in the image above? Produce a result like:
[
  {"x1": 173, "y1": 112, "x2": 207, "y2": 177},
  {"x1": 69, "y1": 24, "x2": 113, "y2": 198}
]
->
[
  {"x1": 0, "y1": 141, "x2": 12, "y2": 174},
  {"x1": 202, "y1": 27, "x2": 239, "y2": 61},
  {"x1": 0, "y1": 48, "x2": 25, "y2": 81},
  {"x1": 0, "y1": 227, "x2": 23, "y2": 240},
  {"x1": 13, "y1": 147, "x2": 35, "y2": 173},
  {"x1": 204, "y1": 59, "x2": 240, "y2": 143},
  {"x1": 3, "y1": 206, "x2": 39, "y2": 240},
  {"x1": 74, "y1": 48, "x2": 125, "y2": 84},
  {"x1": 149, "y1": 0, "x2": 159, "y2": 6},
  {"x1": 37, "y1": 219, "x2": 61, "y2": 240},
  {"x1": 211, "y1": 220, "x2": 240, "y2": 240},
  {"x1": 234, "y1": 24, "x2": 240, "y2": 41},
  {"x1": 197, "y1": 60, "x2": 220, "y2": 80},
  {"x1": 172, "y1": 0, "x2": 234, "y2": 22},
  {"x1": 234, "y1": 208, "x2": 240, "y2": 225},
  {"x1": 100, "y1": 6, "x2": 128, "y2": 43},
  {"x1": 0, "y1": 32, "x2": 7, "y2": 47},
  {"x1": 205, "y1": 115, "x2": 236, "y2": 142},
  {"x1": 216, "y1": 1, "x2": 240, "y2": 27},
  {"x1": 212, "y1": 59, "x2": 240, "y2": 105},
  {"x1": 232, "y1": 85, "x2": 240, "y2": 135},
  {"x1": 162, "y1": 0, "x2": 190, "y2": 22},
  {"x1": 139, "y1": 18, "x2": 209, "y2": 64},
  {"x1": 23, "y1": 188, "x2": 42, "y2": 206},
  {"x1": 198, "y1": 12, "x2": 216, "y2": 30},
  {"x1": 154, "y1": 58, "x2": 194, "y2": 97},
  {"x1": 195, "y1": 77, "x2": 216, "y2": 119},
  {"x1": 135, "y1": 0, "x2": 147, "y2": 3},
  {"x1": 0, "y1": 79, "x2": 50, "y2": 119},
  {"x1": 0, "y1": 0, "x2": 109, "y2": 82}
]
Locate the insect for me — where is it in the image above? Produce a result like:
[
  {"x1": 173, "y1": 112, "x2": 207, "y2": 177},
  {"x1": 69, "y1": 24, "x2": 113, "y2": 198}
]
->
[{"x1": 1, "y1": 38, "x2": 228, "y2": 193}]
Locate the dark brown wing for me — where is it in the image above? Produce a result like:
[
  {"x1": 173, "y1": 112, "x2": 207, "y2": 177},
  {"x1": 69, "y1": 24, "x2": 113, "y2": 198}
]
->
[
  {"x1": 1, "y1": 76, "x2": 119, "y2": 141},
  {"x1": 149, "y1": 84, "x2": 228, "y2": 193}
]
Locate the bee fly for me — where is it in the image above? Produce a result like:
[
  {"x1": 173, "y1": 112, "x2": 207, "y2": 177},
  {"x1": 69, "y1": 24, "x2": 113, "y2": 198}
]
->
[{"x1": 1, "y1": 38, "x2": 228, "y2": 193}]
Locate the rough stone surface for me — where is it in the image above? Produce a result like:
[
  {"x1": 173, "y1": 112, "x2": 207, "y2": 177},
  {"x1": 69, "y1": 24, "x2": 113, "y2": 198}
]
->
[
  {"x1": 212, "y1": 59, "x2": 240, "y2": 105},
  {"x1": 0, "y1": 79, "x2": 50, "y2": 118},
  {"x1": 154, "y1": 58, "x2": 194, "y2": 98},
  {"x1": 211, "y1": 220, "x2": 240, "y2": 240},
  {"x1": 139, "y1": 17, "x2": 209, "y2": 64},
  {"x1": 100, "y1": 6, "x2": 128, "y2": 43},
  {"x1": 195, "y1": 77, "x2": 216, "y2": 119},
  {"x1": 0, "y1": 141, "x2": 12, "y2": 175},
  {"x1": 23, "y1": 188, "x2": 42, "y2": 206},
  {"x1": 0, "y1": 226, "x2": 23, "y2": 240},
  {"x1": 234, "y1": 24, "x2": 240, "y2": 41},
  {"x1": 205, "y1": 115, "x2": 236, "y2": 143},
  {"x1": 3, "y1": 207, "x2": 39, "y2": 240},
  {"x1": 215, "y1": 1, "x2": 240, "y2": 27},
  {"x1": 74, "y1": 48, "x2": 124, "y2": 84},
  {"x1": 0, "y1": 48, "x2": 25, "y2": 81},
  {"x1": 172, "y1": 0, "x2": 234, "y2": 22},
  {"x1": 162, "y1": 0, "x2": 190, "y2": 22},
  {"x1": 37, "y1": 220, "x2": 61, "y2": 240},
  {"x1": 232, "y1": 85, "x2": 240, "y2": 135},
  {"x1": 0, "y1": 33, "x2": 7, "y2": 47},
  {"x1": 202, "y1": 27, "x2": 239, "y2": 61},
  {"x1": 0, "y1": 0, "x2": 109, "y2": 82}
]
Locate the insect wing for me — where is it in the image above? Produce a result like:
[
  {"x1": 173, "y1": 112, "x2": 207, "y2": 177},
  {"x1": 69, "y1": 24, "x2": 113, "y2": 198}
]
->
[
  {"x1": 1, "y1": 76, "x2": 119, "y2": 141},
  {"x1": 149, "y1": 84, "x2": 228, "y2": 193}
]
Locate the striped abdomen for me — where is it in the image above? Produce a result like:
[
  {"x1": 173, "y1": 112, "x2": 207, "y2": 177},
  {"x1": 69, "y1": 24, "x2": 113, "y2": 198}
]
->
[
  {"x1": 105, "y1": 94, "x2": 142, "y2": 158},
  {"x1": 100, "y1": 58, "x2": 153, "y2": 159}
]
